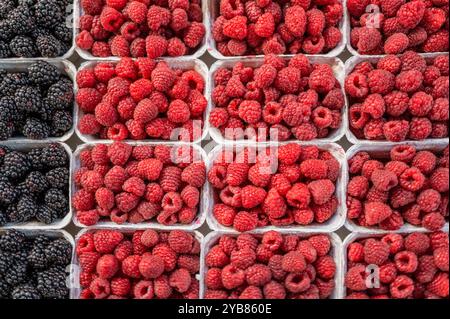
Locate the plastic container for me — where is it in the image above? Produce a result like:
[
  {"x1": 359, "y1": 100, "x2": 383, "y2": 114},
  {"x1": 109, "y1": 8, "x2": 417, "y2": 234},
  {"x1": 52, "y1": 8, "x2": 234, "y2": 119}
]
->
[
  {"x1": 73, "y1": 0, "x2": 208, "y2": 61},
  {"x1": 345, "y1": 53, "x2": 450, "y2": 145},
  {"x1": 70, "y1": 226, "x2": 204, "y2": 299},
  {"x1": 201, "y1": 230, "x2": 344, "y2": 299},
  {"x1": 74, "y1": 59, "x2": 210, "y2": 144},
  {"x1": 340, "y1": 228, "x2": 449, "y2": 298},
  {"x1": 0, "y1": 142, "x2": 73, "y2": 230},
  {"x1": 0, "y1": 59, "x2": 77, "y2": 143},
  {"x1": 207, "y1": 0, "x2": 348, "y2": 59},
  {"x1": 206, "y1": 142, "x2": 348, "y2": 233},
  {"x1": 208, "y1": 56, "x2": 348, "y2": 145},
  {"x1": 71, "y1": 141, "x2": 210, "y2": 230},
  {"x1": 344, "y1": 141, "x2": 450, "y2": 234}
]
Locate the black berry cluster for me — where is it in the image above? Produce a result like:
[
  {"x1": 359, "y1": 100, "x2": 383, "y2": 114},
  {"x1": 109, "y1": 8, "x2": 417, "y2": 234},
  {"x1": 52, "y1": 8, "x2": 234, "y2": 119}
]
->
[
  {"x1": 0, "y1": 61, "x2": 74, "y2": 141},
  {"x1": 0, "y1": 144, "x2": 70, "y2": 226},
  {"x1": 0, "y1": 0, "x2": 73, "y2": 58},
  {"x1": 0, "y1": 230, "x2": 72, "y2": 299}
]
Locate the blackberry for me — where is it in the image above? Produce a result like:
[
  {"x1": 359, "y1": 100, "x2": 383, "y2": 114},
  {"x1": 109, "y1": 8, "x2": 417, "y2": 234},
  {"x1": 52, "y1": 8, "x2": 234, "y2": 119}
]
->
[
  {"x1": 54, "y1": 24, "x2": 73, "y2": 43},
  {"x1": 0, "y1": 96, "x2": 18, "y2": 122},
  {"x1": 51, "y1": 110, "x2": 73, "y2": 136},
  {"x1": 3, "y1": 260, "x2": 27, "y2": 286},
  {"x1": 0, "y1": 40, "x2": 11, "y2": 58},
  {"x1": 1, "y1": 151, "x2": 30, "y2": 180},
  {"x1": 36, "y1": 34, "x2": 63, "y2": 58},
  {"x1": 25, "y1": 171, "x2": 49, "y2": 193},
  {"x1": 0, "y1": 230, "x2": 26, "y2": 252},
  {"x1": 0, "y1": 250, "x2": 13, "y2": 274},
  {"x1": 12, "y1": 284, "x2": 41, "y2": 299},
  {"x1": 44, "y1": 238, "x2": 71, "y2": 267},
  {"x1": 0, "y1": 20, "x2": 15, "y2": 42},
  {"x1": 41, "y1": 143, "x2": 68, "y2": 168},
  {"x1": 0, "y1": 121, "x2": 14, "y2": 140},
  {"x1": 36, "y1": 204, "x2": 59, "y2": 225},
  {"x1": 0, "y1": 145, "x2": 9, "y2": 162},
  {"x1": 35, "y1": 0, "x2": 64, "y2": 28},
  {"x1": 0, "y1": 209, "x2": 8, "y2": 226},
  {"x1": 15, "y1": 195, "x2": 38, "y2": 222},
  {"x1": 14, "y1": 85, "x2": 42, "y2": 113},
  {"x1": 46, "y1": 77, "x2": 74, "y2": 110},
  {"x1": 0, "y1": 180, "x2": 18, "y2": 205},
  {"x1": 36, "y1": 266, "x2": 68, "y2": 299},
  {"x1": 27, "y1": 61, "x2": 59, "y2": 87},
  {"x1": 0, "y1": 72, "x2": 29, "y2": 96},
  {"x1": 0, "y1": 279, "x2": 11, "y2": 298},
  {"x1": 7, "y1": 5, "x2": 36, "y2": 35},
  {"x1": 22, "y1": 117, "x2": 50, "y2": 140},
  {"x1": 18, "y1": 0, "x2": 36, "y2": 7},
  {"x1": 45, "y1": 167, "x2": 69, "y2": 189},
  {"x1": 27, "y1": 148, "x2": 45, "y2": 170},
  {"x1": 9, "y1": 36, "x2": 38, "y2": 58},
  {"x1": 28, "y1": 235, "x2": 51, "y2": 270},
  {"x1": 39, "y1": 101, "x2": 54, "y2": 121},
  {"x1": 0, "y1": 0, "x2": 15, "y2": 19},
  {"x1": 44, "y1": 188, "x2": 68, "y2": 212}
]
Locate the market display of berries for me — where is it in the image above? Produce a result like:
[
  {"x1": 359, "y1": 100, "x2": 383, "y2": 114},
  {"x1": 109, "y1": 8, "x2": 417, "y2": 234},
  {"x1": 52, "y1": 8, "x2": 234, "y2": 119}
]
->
[
  {"x1": 0, "y1": 0, "x2": 73, "y2": 58},
  {"x1": 345, "y1": 231, "x2": 449, "y2": 299},
  {"x1": 211, "y1": 0, "x2": 344, "y2": 56},
  {"x1": 76, "y1": 58, "x2": 207, "y2": 142},
  {"x1": 346, "y1": 52, "x2": 449, "y2": 142},
  {"x1": 348, "y1": 0, "x2": 449, "y2": 55},
  {"x1": 0, "y1": 230, "x2": 72, "y2": 299},
  {"x1": 209, "y1": 54, "x2": 344, "y2": 142},
  {"x1": 76, "y1": 0, "x2": 206, "y2": 58},
  {"x1": 0, "y1": 144, "x2": 70, "y2": 226},
  {"x1": 204, "y1": 231, "x2": 337, "y2": 299},
  {"x1": 347, "y1": 144, "x2": 449, "y2": 231},
  {"x1": 208, "y1": 144, "x2": 341, "y2": 231},
  {"x1": 76, "y1": 229, "x2": 200, "y2": 299},
  {"x1": 73, "y1": 142, "x2": 206, "y2": 226},
  {"x1": 0, "y1": 61, "x2": 74, "y2": 141}
]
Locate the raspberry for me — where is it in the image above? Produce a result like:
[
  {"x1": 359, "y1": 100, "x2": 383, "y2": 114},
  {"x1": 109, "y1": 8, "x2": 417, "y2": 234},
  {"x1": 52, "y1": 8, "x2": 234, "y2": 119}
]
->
[
  {"x1": 396, "y1": 70, "x2": 423, "y2": 93},
  {"x1": 427, "y1": 272, "x2": 449, "y2": 298},
  {"x1": 389, "y1": 275, "x2": 414, "y2": 298},
  {"x1": 422, "y1": 212, "x2": 446, "y2": 231},
  {"x1": 308, "y1": 64, "x2": 335, "y2": 94},
  {"x1": 371, "y1": 169, "x2": 398, "y2": 192},
  {"x1": 93, "y1": 230, "x2": 124, "y2": 255},
  {"x1": 221, "y1": 264, "x2": 245, "y2": 289},
  {"x1": 384, "y1": 33, "x2": 409, "y2": 54},
  {"x1": 238, "y1": 100, "x2": 262, "y2": 124},
  {"x1": 308, "y1": 180, "x2": 335, "y2": 205},
  {"x1": 300, "y1": 159, "x2": 328, "y2": 180},
  {"x1": 286, "y1": 183, "x2": 311, "y2": 209},
  {"x1": 233, "y1": 211, "x2": 258, "y2": 232},
  {"x1": 364, "y1": 202, "x2": 393, "y2": 226},
  {"x1": 222, "y1": 16, "x2": 248, "y2": 40},
  {"x1": 429, "y1": 98, "x2": 449, "y2": 121},
  {"x1": 345, "y1": 73, "x2": 369, "y2": 99},
  {"x1": 430, "y1": 168, "x2": 449, "y2": 193},
  {"x1": 408, "y1": 117, "x2": 432, "y2": 140},
  {"x1": 399, "y1": 167, "x2": 425, "y2": 191},
  {"x1": 397, "y1": 0, "x2": 426, "y2": 29},
  {"x1": 347, "y1": 176, "x2": 369, "y2": 199},
  {"x1": 285, "y1": 5, "x2": 306, "y2": 37},
  {"x1": 434, "y1": 248, "x2": 449, "y2": 272},
  {"x1": 363, "y1": 239, "x2": 390, "y2": 266},
  {"x1": 254, "y1": 64, "x2": 277, "y2": 89},
  {"x1": 96, "y1": 254, "x2": 119, "y2": 279},
  {"x1": 356, "y1": 27, "x2": 382, "y2": 53},
  {"x1": 275, "y1": 67, "x2": 302, "y2": 94},
  {"x1": 345, "y1": 264, "x2": 368, "y2": 291},
  {"x1": 362, "y1": 94, "x2": 386, "y2": 119},
  {"x1": 254, "y1": 13, "x2": 275, "y2": 38},
  {"x1": 263, "y1": 281, "x2": 286, "y2": 299},
  {"x1": 347, "y1": 242, "x2": 364, "y2": 263}
]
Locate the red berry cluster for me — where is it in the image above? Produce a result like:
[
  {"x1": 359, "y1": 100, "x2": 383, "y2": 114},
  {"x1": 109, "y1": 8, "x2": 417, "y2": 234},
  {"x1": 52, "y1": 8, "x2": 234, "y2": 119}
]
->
[
  {"x1": 73, "y1": 142, "x2": 206, "y2": 226},
  {"x1": 76, "y1": 229, "x2": 200, "y2": 299},
  {"x1": 204, "y1": 231, "x2": 337, "y2": 299},
  {"x1": 346, "y1": 52, "x2": 449, "y2": 142},
  {"x1": 347, "y1": 144, "x2": 449, "y2": 232},
  {"x1": 209, "y1": 54, "x2": 344, "y2": 142},
  {"x1": 212, "y1": 0, "x2": 344, "y2": 56},
  {"x1": 76, "y1": 58, "x2": 207, "y2": 142},
  {"x1": 345, "y1": 231, "x2": 449, "y2": 299},
  {"x1": 77, "y1": 0, "x2": 206, "y2": 58},
  {"x1": 208, "y1": 144, "x2": 341, "y2": 232},
  {"x1": 348, "y1": 0, "x2": 449, "y2": 54}
]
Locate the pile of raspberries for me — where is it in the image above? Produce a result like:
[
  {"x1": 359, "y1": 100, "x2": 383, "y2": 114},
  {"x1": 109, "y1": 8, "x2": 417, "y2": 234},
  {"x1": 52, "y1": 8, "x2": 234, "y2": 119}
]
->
[
  {"x1": 208, "y1": 144, "x2": 341, "y2": 232},
  {"x1": 346, "y1": 52, "x2": 449, "y2": 142},
  {"x1": 204, "y1": 231, "x2": 337, "y2": 299},
  {"x1": 345, "y1": 231, "x2": 449, "y2": 299},
  {"x1": 0, "y1": 144, "x2": 70, "y2": 227},
  {"x1": 76, "y1": 0, "x2": 206, "y2": 58},
  {"x1": 212, "y1": 0, "x2": 344, "y2": 56},
  {"x1": 72, "y1": 142, "x2": 206, "y2": 226},
  {"x1": 76, "y1": 58, "x2": 207, "y2": 142},
  {"x1": 209, "y1": 54, "x2": 344, "y2": 142},
  {"x1": 347, "y1": 144, "x2": 449, "y2": 231},
  {"x1": 76, "y1": 229, "x2": 200, "y2": 299},
  {"x1": 0, "y1": 61, "x2": 74, "y2": 141},
  {"x1": 0, "y1": 230, "x2": 72, "y2": 299},
  {"x1": 348, "y1": 0, "x2": 449, "y2": 55}
]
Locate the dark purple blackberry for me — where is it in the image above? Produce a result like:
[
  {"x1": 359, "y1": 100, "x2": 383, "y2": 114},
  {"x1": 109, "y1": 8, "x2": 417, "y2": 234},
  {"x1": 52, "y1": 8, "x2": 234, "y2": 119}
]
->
[
  {"x1": 9, "y1": 36, "x2": 38, "y2": 58},
  {"x1": 46, "y1": 77, "x2": 74, "y2": 110},
  {"x1": 1, "y1": 151, "x2": 30, "y2": 180},
  {"x1": 27, "y1": 235, "x2": 51, "y2": 270},
  {"x1": 0, "y1": 230, "x2": 26, "y2": 252},
  {"x1": 25, "y1": 171, "x2": 49, "y2": 193},
  {"x1": 12, "y1": 284, "x2": 42, "y2": 299},
  {"x1": 0, "y1": 96, "x2": 18, "y2": 123},
  {"x1": 0, "y1": 72, "x2": 29, "y2": 96},
  {"x1": 0, "y1": 0, "x2": 15, "y2": 19},
  {"x1": 36, "y1": 266, "x2": 68, "y2": 299},
  {"x1": 41, "y1": 143, "x2": 68, "y2": 168},
  {"x1": 36, "y1": 34, "x2": 63, "y2": 58},
  {"x1": 51, "y1": 110, "x2": 73, "y2": 137},
  {"x1": 45, "y1": 167, "x2": 69, "y2": 189},
  {"x1": 44, "y1": 238, "x2": 71, "y2": 266},
  {"x1": 7, "y1": 5, "x2": 36, "y2": 35},
  {"x1": 15, "y1": 195, "x2": 38, "y2": 222},
  {"x1": 54, "y1": 24, "x2": 73, "y2": 43},
  {"x1": 36, "y1": 204, "x2": 59, "y2": 225},
  {"x1": 0, "y1": 121, "x2": 14, "y2": 140},
  {"x1": 0, "y1": 20, "x2": 15, "y2": 42},
  {"x1": 27, "y1": 61, "x2": 59, "y2": 87},
  {"x1": 22, "y1": 117, "x2": 51, "y2": 140},
  {"x1": 14, "y1": 85, "x2": 42, "y2": 113},
  {"x1": 0, "y1": 209, "x2": 8, "y2": 226},
  {"x1": 44, "y1": 188, "x2": 68, "y2": 212},
  {"x1": 0, "y1": 250, "x2": 13, "y2": 274},
  {"x1": 0, "y1": 180, "x2": 18, "y2": 205},
  {"x1": 0, "y1": 40, "x2": 11, "y2": 58},
  {"x1": 27, "y1": 148, "x2": 45, "y2": 170},
  {"x1": 0, "y1": 279, "x2": 11, "y2": 298},
  {"x1": 35, "y1": 0, "x2": 64, "y2": 28},
  {"x1": 3, "y1": 260, "x2": 27, "y2": 286}
]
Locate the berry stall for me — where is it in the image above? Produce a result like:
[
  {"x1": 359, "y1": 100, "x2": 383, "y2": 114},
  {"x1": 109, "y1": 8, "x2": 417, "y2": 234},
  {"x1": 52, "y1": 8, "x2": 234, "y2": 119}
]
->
[{"x1": 0, "y1": 0, "x2": 448, "y2": 300}]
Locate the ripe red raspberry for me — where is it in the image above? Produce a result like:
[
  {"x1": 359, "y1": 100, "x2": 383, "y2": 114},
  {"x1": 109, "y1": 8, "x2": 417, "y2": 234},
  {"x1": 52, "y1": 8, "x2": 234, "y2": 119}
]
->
[
  {"x1": 364, "y1": 202, "x2": 393, "y2": 226},
  {"x1": 233, "y1": 211, "x2": 258, "y2": 232},
  {"x1": 395, "y1": 70, "x2": 423, "y2": 93},
  {"x1": 371, "y1": 169, "x2": 398, "y2": 192},
  {"x1": 285, "y1": 5, "x2": 306, "y2": 37},
  {"x1": 300, "y1": 159, "x2": 328, "y2": 180},
  {"x1": 96, "y1": 254, "x2": 119, "y2": 279},
  {"x1": 347, "y1": 176, "x2": 369, "y2": 199},
  {"x1": 221, "y1": 264, "x2": 245, "y2": 289},
  {"x1": 93, "y1": 230, "x2": 124, "y2": 254},
  {"x1": 237, "y1": 100, "x2": 261, "y2": 124},
  {"x1": 399, "y1": 167, "x2": 425, "y2": 191},
  {"x1": 362, "y1": 93, "x2": 385, "y2": 119},
  {"x1": 306, "y1": 8, "x2": 325, "y2": 37},
  {"x1": 363, "y1": 239, "x2": 390, "y2": 266},
  {"x1": 246, "y1": 264, "x2": 272, "y2": 286},
  {"x1": 274, "y1": 67, "x2": 302, "y2": 94},
  {"x1": 308, "y1": 64, "x2": 336, "y2": 94},
  {"x1": 254, "y1": 13, "x2": 275, "y2": 38},
  {"x1": 169, "y1": 268, "x2": 192, "y2": 293},
  {"x1": 345, "y1": 73, "x2": 369, "y2": 99},
  {"x1": 308, "y1": 179, "x2": 335, "y2": 205},
  {"x1": 314, "y1": 255, "x2": 336, "y2": 280},
  {"x1": 427, "y1": 272, "x2": 449, "y2": 298},
  {"x1": 422, "y1": 212, "x2": 446, "y2": 231},
  {"x1": 390, "y1": 275, "x2": 414, "y2": 298},
  {"x1": 408, "y1": 117, "x2": 432, "y2": 140},
  {"x1": 397, "y1": 0, "x2": 426, "y2": 29},
  {"x1": 222, "y1": 16, "x2": 248, "y2": 40},
  {"x1": 384, "y1": 33, "x2": 409, "y2": 54}
]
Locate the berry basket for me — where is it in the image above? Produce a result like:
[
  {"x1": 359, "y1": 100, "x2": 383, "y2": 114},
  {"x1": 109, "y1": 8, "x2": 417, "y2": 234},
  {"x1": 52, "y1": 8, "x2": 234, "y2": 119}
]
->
[
  {"x1": 208, "y1": 56, "x2": 348, "y2": 145},
  {"x1": 0, "y1": 59, "x2": 77, "y2": 143},
  {"x1": 207, "y1": 0, "x2": 348, "y2": 59},
  {"x1": 340, "y1": 228, "x2": 449, "y2": 299},
  {"x1": 73, "y1": 0, "x2": 209, "y2": 61},
  {"x1": 0, "y1": 142, "x2": 73, "y2": 230},
  {"x1": 344, "y1": 141, "x2": 450, "y2": 234},
  {"x1": 201, "y1": 230, "x2": 344, "y2": 299},
  {"x1": 74, "y1": 58, "x2": 210, "y2": 144},
  {"x1": 71, "y1": 142, "x2": 210, "y2": 230},
  {"x1": 345, "y1": 52, "x2": 450, "y2": 145},
  {"x1": 206, "y1": 142, "x2": 347, "y2": 233},
  {"x1": 69, "y1": 226, "x2": 204, "y2": 299}
]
